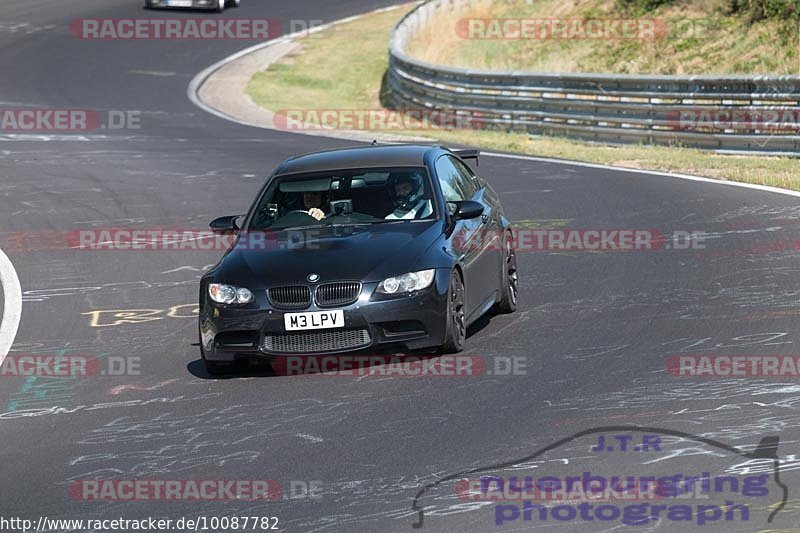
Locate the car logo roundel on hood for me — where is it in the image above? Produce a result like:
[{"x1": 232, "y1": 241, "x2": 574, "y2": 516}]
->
[{"x1": 307, "y1": 273, "x2": 320, "y2": 283}]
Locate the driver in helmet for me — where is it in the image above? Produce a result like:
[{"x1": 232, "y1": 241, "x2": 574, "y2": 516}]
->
[{"x1": 385, "y1": 172, "x2": 432, "y2": 220}]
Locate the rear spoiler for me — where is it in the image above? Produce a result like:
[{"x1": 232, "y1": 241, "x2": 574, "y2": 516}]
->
[{"x1": 452, "y1": 149, "x2": 479, "y2": 165}]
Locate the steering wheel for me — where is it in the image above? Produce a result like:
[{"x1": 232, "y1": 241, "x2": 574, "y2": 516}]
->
[{"x1": 284, "y1": 209, "x2": 314, "y2": 216}]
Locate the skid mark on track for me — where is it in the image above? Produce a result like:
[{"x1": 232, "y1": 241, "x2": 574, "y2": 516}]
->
[
  {"x1": 107, "y1": 379, "x2": 179, "y2": 396},
  {"x1": 295, "y1": 433, "x2": 325, "y2": 443}
]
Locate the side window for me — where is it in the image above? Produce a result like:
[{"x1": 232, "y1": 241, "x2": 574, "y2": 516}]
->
[
  {"x1": 435, "y1": 156, "x2": 470, "y2": 215},
  {"x1": 452, "y1": 157, "x2": 481, "y2": 194}
]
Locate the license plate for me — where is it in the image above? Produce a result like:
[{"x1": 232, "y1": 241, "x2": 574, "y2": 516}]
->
[
  {"x1": 284, "y1": 310, "x2": 344, "y2": 331},
  {"x1": 166, "y1": 0, "x2": 193, "y2": 6}
]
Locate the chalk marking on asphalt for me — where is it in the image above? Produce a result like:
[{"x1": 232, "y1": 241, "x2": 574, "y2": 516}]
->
[
  {"x1": 108, "y1": 379, "x2": 179, "y2": 396},
  {"x1": 129, "y1": 69, "x2": 176, "y2": 77},
  {"x1": 0, "y1": 246, "x2": 22, "y2": 366},
  {"x1": 295, "y1": 433, "x2": 324, "y2": 443},
  {"x1": 0, "y1": 134, "x2": 142, "y2": 142},
  {"x1": 188, "y1": 4, "x2": 800, "y2": 201}
]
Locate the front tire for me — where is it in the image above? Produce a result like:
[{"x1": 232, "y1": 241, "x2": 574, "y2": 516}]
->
[
  {"x1": 495, "y1": 230, "x2": 518, "y2": 314},
  {"x1": 227, "y1": 0, "x2": 240, "y2": 6},
  {"x1": 440, "y1": 270, "x2": 466, "y2": 353}
]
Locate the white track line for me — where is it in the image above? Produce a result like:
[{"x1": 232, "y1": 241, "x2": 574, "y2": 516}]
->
[
  {"x1": 481, "y1": 151, "x2": 800, "y2": 199},
  {"x1": 0, "y1": 246, "x2": 22, "y2": 366},
  {"x1": 187, "y1": 7, "x2": 800, "y2": 201}
]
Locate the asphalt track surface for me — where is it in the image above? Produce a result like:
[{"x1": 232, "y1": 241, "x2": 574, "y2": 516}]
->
[{"x1": 2, "y1": 1, "x2": 800, "y2": 532}]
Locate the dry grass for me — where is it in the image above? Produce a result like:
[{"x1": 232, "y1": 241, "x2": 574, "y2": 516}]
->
[
  {"x1": 405, "y1": 0, "x2": 800, "y2": 74},
  {"x1": 246, "y1": 2, "x2": 800, "y2": 191}
]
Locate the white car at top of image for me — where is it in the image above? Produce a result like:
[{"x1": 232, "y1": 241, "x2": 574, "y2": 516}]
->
[{"x1": 145, "y1": 0, "x2": 240, "y2": 12}]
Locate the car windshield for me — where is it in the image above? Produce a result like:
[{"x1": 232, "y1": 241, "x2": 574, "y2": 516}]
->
[{"x1": 248, "y1": 167, "x2": 437, "y2": 230}]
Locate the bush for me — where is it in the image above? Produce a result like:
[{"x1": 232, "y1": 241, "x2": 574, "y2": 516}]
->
[
  {"x1": 616, "y1": 0, "x2": 676, "y2": 14},
  {"x1": 728, "y1": 0, "x2": 800, "y2": 21},
  {"x1": 619, "y1": 0, "x2": 800, "y2": 20}
]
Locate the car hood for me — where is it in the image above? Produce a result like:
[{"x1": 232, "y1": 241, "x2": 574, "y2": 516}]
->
[{"x1": 216, "y1": 221, "x2": 442, "y2": 287}]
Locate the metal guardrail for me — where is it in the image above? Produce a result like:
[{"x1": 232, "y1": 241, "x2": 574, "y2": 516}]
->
[{"x1": 387, "y1": 0, "x2": 800, "y2": 154}]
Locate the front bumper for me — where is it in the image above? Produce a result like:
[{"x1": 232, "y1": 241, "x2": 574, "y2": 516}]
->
[{"x1": 199, "y1": 269, "x2": 451, "y2": 363}]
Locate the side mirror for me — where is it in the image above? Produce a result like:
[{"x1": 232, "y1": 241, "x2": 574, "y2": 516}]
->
[
  {"x1": 453, "y1": 200, "x2": 484, "y2": 221},
  {"x1": 209, "y1": 215, "x2": 241, "y2": 234}
]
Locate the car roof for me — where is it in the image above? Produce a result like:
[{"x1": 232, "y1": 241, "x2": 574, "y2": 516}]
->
[{"x1": 274, "y1": 144, "x2": 447, "y2": 176}]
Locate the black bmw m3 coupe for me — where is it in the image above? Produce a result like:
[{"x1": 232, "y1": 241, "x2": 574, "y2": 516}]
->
[{"x1": 199, "y1": 144, "x2": 518, "y2": 374}]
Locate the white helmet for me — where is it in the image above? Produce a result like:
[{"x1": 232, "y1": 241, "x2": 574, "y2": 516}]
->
[{"x1": 387, "y1": 171, "x2": 425, "y2": 212}]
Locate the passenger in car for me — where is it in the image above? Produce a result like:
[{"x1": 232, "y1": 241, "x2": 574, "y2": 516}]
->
[{"x1": 385, "y1": 172, "x2": 432, "y2": 220}]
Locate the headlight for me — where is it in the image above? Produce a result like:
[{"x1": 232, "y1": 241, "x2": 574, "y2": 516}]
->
[
  {"x1": 376, "y1": 269, "x2": 435, "y2": 295},
  {"x1": 209, "y1": 283, "x2": 254, "y2": 304}
]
